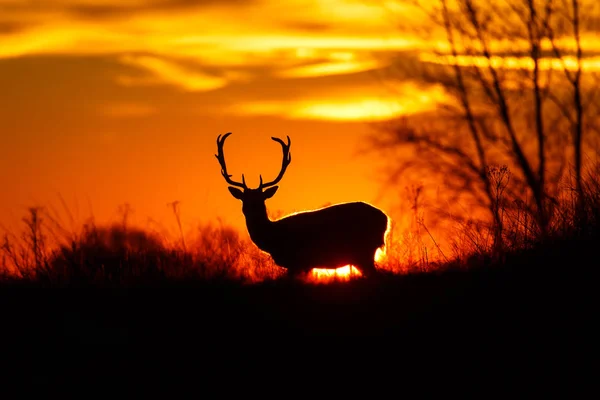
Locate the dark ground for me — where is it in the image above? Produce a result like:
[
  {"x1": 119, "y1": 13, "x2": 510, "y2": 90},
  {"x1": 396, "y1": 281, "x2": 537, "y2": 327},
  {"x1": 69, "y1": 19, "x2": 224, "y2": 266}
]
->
[{"x1": 1, "y1": 235, "x2": 596, "y2": 395}]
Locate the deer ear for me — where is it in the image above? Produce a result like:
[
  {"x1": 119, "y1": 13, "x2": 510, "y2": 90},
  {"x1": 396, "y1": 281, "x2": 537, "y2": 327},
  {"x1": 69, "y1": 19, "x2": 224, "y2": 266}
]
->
[
  {"x1": 263, "y1": 186, "x2": 279, "y2": 199},
  {"x1": 228, "y1": 187, "x2": 244, "y2": 200}
]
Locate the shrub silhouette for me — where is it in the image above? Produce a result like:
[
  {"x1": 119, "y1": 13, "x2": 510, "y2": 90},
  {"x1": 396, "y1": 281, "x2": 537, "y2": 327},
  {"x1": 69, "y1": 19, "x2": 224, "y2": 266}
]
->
[{"x1": 1, "y1": 216, "x2": 283, "y2": 286}]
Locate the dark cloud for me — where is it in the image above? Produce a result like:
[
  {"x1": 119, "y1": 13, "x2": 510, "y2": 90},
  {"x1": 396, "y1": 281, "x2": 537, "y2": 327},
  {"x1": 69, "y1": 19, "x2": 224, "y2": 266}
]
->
[
  {"x1": 0, "y1": 0, "x2": 260, "y2": 40},
  {"x1": 66, "y1": 0, "x2": 256, "y2": 20},
  {"x1": 0, "y1": 1, "x2": 257, "y2": 28},
  {"x1": 0, "y1": 21, "x2": 28, "y2": 34}
]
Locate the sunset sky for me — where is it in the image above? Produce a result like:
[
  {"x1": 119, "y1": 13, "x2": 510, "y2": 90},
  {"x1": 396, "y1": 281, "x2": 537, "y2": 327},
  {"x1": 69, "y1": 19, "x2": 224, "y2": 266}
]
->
[
  {"x1": 0, "y1": 0, "x2": 445, "y2": 238},
  {"x1": 1, "y1": 0, "x2": 598, "y2": 241}
]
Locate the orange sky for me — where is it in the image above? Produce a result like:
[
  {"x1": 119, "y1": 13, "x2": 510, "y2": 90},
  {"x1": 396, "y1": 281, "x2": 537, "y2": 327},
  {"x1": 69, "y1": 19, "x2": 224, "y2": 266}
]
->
[
  {"x1": 1, "y1": 0, "x2": 598, "y2": 241},
  {"x1": 0, "y1": 0, "x2": 449, "y2": 238}
]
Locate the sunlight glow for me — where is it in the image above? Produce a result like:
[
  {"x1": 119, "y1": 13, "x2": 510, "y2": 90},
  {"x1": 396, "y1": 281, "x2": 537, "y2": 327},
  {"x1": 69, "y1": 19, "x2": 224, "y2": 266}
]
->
[
  {"x1": 310, "y1": 265, "x2": 362, "y2": 281},
  {"x1": 421, "y1": 53, "x2": 600, "y2": 72},
  {"x1": 231, "y1": 86, "x2": 448, "y2": 121},
  {"x1": 172, "y1": 35, "x2": 420, "y2": 52},
  {"x1": 293, "y1": 99, "x2": 408, "y2": 121},
  {"x1": 375, "y1": 247, "x2": 386, "y2": 263},
  {"x1": 277, "y1": 59, "x2": 383, "y2": 78}
]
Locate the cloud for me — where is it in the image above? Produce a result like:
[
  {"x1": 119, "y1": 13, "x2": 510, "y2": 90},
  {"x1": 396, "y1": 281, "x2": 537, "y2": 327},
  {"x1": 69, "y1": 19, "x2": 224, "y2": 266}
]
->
[
  {"x1": 119, "y1": 55, "x2": 229, "y2": 91},
  {"x1": 229, "y1": 82, "x2": 449, "y2": 121},
  {"x1": 0, "y1": 0, "x2": 255, "y2": 18},
  {"x1": 235, "y1": 98, "x2": 407, "y2": 121},
  {"x1": 174, "y1": 34, "x2": 419, "y2": 51},
  {"x1": 276, "y1": 58, "x2": 384, "y2": 78},
  {"x1": 0, "y1": 0, "x2": 261, "y2": 43},
  {"x1": 65, "y1": 0, "x2": 257, "y2": 20},
  {"x1": 0, "y1": 0, "x2": 429, "y2": 69}
]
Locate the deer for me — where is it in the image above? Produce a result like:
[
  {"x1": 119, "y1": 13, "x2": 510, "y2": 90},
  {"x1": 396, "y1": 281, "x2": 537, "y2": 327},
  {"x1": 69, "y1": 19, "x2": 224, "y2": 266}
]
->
[{"x1": 215, "y1": 132, "x2": 389, "y2": 278}]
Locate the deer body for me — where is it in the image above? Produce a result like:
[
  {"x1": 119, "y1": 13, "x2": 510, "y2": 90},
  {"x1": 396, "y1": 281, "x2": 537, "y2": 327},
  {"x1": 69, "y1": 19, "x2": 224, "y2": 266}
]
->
[
  {"x1": 247, "y1": 201, "x2": 388, "y2": 275},
  {"x1": 216, "y1": 132, "x2": 388, "y2": 277}
]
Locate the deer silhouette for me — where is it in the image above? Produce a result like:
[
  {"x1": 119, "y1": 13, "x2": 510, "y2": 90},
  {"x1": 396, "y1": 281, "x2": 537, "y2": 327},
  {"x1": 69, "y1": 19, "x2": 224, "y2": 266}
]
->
[{"x1": 216, "y1": 132, "x2": 389, "y2": 278}]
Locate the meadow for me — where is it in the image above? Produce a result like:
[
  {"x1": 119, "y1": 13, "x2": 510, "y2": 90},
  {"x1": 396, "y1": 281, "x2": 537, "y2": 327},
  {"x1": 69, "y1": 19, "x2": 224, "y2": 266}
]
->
[{"x1": 1, "y1": 168, "x2": 597, "y2": 394}]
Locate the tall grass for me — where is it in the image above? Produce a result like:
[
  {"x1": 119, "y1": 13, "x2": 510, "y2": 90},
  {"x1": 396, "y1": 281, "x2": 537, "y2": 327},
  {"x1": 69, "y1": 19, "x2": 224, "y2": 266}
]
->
[
  {"x1": 376, "y1": 160, "x2": 600, "y2": 272},
  {"x1": 0, "y1": 207, "x2": 283, "y2": 286},
  {"x1": 1, "y1": 161, "x2": 598, "y2": 286}
]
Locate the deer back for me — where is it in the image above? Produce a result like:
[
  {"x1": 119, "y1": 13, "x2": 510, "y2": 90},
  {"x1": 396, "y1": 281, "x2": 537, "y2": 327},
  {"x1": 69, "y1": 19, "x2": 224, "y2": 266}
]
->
[{"x1": 264, "y1": 202, "x2": 388, "y2": 268}]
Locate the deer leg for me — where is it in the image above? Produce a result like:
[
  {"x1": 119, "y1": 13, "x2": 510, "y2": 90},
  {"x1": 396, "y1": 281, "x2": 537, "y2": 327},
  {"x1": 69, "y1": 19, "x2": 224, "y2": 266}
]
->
[
  {"x1": 357, "y1": 255, "x2": 378, "y2": 278},
  {"x1": 285, "y1": 267, "x2": 304, "y2": 280}
]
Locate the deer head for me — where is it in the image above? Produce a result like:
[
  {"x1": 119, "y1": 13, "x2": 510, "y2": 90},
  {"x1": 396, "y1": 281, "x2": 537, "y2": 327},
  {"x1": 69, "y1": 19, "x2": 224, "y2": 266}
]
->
[{"x1": 215, "y1": 132, "x2": 291, "y2": 220}]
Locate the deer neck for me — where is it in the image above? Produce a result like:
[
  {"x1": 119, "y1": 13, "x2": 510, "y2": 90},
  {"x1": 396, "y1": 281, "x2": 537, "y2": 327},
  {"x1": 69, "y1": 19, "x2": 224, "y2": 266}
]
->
[{"x1": 243, "y1": 204, "x2": 274, "y2": 249}]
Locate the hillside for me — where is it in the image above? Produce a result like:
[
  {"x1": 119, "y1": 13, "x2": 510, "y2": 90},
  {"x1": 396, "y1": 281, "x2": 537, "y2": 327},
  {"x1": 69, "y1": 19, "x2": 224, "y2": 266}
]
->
[{"x1": 1, "y1": 231, "x2": 595, "y2": 394}]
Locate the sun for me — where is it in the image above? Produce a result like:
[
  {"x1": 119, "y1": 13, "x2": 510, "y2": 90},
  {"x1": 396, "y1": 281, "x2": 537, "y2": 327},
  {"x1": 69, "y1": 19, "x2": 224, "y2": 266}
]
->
[
  {"x1": 307, "y1": 244, "x2": 387, "y2": 282},
  {"x1": 310, "y1": 265, "x2": 362, "y2": 281}
]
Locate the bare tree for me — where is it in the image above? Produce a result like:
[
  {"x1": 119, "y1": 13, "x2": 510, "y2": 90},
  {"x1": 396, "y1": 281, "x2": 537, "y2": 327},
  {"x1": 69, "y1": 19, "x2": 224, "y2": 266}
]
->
[{"x1": 372, "y1": 0, "x2": 600, "y2": 246}]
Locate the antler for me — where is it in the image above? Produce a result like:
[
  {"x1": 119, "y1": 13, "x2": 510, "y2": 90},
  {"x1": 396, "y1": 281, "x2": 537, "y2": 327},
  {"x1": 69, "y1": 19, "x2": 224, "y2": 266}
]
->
[
  {"x1": 259, "y1": 136, "x2": 292, "y2": 189},
  {"x1": 215, "y1": 132, "x2": 248, "y2": 189}
]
